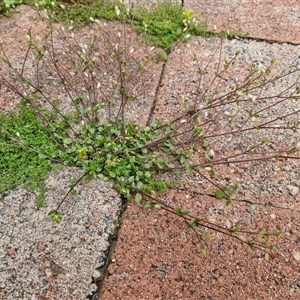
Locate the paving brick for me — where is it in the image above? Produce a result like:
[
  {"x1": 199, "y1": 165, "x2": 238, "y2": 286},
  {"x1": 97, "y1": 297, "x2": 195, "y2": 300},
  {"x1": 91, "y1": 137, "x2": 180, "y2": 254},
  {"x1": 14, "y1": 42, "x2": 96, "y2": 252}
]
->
[{"x1": 185, "y1": 0, "x2": 300, "y2": 43}]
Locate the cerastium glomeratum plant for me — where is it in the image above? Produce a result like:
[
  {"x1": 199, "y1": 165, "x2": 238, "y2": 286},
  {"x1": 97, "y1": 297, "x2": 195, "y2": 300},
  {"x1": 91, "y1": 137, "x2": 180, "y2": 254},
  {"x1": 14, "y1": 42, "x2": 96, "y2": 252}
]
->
[{"x1": 0, "y1": 3, "x2": 300, "y2": 255}]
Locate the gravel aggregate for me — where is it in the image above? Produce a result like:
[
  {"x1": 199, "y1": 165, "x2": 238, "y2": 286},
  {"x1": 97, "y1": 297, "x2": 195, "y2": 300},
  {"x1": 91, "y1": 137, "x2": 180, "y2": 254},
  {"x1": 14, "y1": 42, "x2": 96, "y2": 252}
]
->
[{"x1": 0, "y1": 168, "x2": 122, "y2": 299}]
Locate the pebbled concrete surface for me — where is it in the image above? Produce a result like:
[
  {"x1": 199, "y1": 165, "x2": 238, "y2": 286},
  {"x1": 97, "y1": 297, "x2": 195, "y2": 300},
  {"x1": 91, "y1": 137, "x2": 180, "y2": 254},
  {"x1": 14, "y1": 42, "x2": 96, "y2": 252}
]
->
[{"x1": 0, "y1": 168, "x2": 122, "y2": 299}]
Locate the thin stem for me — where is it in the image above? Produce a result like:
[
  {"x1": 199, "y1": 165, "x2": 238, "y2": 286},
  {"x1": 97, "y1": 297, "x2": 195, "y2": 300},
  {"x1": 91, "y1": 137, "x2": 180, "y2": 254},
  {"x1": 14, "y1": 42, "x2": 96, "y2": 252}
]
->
[{"x1": 55, "y1": 172, "x2": 87, "y2": 211}]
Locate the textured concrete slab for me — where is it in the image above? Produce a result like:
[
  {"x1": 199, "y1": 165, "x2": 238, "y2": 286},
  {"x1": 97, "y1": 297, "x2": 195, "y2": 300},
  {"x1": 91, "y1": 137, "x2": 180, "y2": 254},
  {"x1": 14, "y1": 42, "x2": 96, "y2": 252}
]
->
[
  {"x1": 0, "y1": 168, "x2": 122, "y2": 299},
  {"x1": 185, "y1": 0, "x2": 300, "y2": 44}
]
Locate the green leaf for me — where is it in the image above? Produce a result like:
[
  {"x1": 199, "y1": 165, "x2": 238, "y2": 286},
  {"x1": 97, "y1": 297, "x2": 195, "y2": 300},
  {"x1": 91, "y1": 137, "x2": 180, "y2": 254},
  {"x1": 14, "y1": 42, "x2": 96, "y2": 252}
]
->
[
  {"x1": 259, "y1": 231, "x2": 267, "y2": 239},
  {"x1": 63, "y1": 138, "x2": 73, "y2": 145},
  {"x1": 48, "y1": 210, "x2": 62, "y2": 224},
  {"x1": 88, "y1": 127, "x2": 95, "y2": 135},
  {"x1": 174, "y1": 207, "x2": 181, "y2": 215},
  {"x1": 164, "y1": 141, "x2": 175, "y2": 150},
  {"x1": 167, "y1": 163, "x2": 175, "y2": 168},
  {"x1": 156, "y1": 161, "x2": 163, "y2": 169},
  {"x1": 188, "y1": 218, "x2": 197, "y2": 228},
  {"x1": 38, "y1": 153, "x2": 47, "y2": 159},
  {"x1": 186, "y1": 165, "x2": 193, "y2": 172},
  {"x1": 274, "y1": 231, "x2": 281, "y2": 238},
  {"x1": 205, "y1": 235, "x2": 211, "y2": 241},
  {"x1": 142, "y1": 201, "x2": 152, "y2": 208},
  {"x1": 200, "y1": 245, "x2": 206, "y2": 257},
  {"x1": 180, "y1": 155, "x2": 186, "y2": 165},
  {"x1": 128, "y1": 176, "x2": 135, "y2": 183},
  {"x1": 136, "y1": 171, "x2": 143, "y2": 177},
  {"x1": 109, "y1": 171, "x2": 116, "y2": 178},
  {"x1": 225, "y1": 199, "x2": 232, "y2": 206},
  {"x1": 70, "y1": 178, "x2": 78, "y2": 185},
  {"x1": 66, "y1": 146, "x2": 77, "y2": 154},
  {"x1": 174, "y1": 207, "x2": 189, "y2": 216},
  {"x1": 211, "y1": 165, "x2": 217, "y2": 174},
  {"x1": 214, "y1": 189, "x2": 224, "y2": 200},
  {"x1": 174, "y1": 168, "x2": 184, "y2": 174},
  {"x1": 204, "y1": 152, "x2": 211, "y2": 162},
  {"x1": 144, "y1": 171, "x2": 151, "y2": 178},
  {"x1": 247, "y1": 241, "x2": 254, "y2": 251},
  {"x1": 273, "y1": 244, "x2": 280, "y2": 252},
  {"x1": 180, "y1": 208, "x2": 190, "y2": 215},
  {"x1": 137, "y1": 181, "x2": 144, "y2": 190},
  {"x1": 70, "y1": 188, "x2": 77, "y2": 196},
  {"x1": 154, "y1": 203, "x2": 162, "y2": 209},
  {"x1": 135, "y1": 193, "x2": 142, "y2": 203},
  {"x1": 229, "y1": 226, "x2": 240, "y2": 233}
]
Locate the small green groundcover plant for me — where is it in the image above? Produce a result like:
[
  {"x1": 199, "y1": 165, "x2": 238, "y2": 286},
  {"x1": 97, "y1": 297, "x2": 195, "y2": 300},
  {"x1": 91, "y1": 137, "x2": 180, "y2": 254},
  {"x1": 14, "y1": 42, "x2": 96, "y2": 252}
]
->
[
  {"x1": 0, "y1": 0, "x2": 298, "y2": 256},
  {"x1": 0, "y1": 0, "x2": 22, "y2": 16},
  {"x1": 17, "y1": 0, "x2": 246, "y2": 48}
]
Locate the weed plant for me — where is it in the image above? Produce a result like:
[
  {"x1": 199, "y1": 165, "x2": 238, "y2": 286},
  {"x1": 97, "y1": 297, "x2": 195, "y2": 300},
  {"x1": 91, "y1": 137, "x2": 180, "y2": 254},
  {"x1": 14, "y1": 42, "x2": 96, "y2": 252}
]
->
[
  {"x1": 0, "y1": 1, "x2": 299, "y2": 255},
  {"x1": 22, "y1": 0, "x2": 246, "y2": 48},
  {"x1": 0, "y1": 0, "x2": 22, "y2": 16}
]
